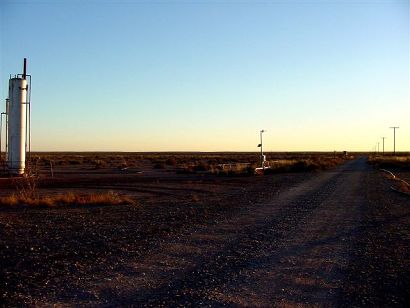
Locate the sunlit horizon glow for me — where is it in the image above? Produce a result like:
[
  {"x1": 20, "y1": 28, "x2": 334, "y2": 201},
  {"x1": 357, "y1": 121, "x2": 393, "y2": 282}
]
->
[{"x1": 1, "y1": 0, "x2": 409, "y2": 152}]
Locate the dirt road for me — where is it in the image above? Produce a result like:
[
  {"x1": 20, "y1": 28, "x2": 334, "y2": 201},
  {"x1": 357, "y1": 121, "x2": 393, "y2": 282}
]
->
[{"x1": 1, "y1": 157, "x2": 409, "y2": 306}]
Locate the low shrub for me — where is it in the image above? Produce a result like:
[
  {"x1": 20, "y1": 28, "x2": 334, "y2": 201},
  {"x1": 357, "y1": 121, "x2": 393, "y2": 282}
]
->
[
  {"x1": 165, "y1": 157, "x2": 177, "y2": 166},
  {"x1": 153, "y1": 162, "x2": 166, "y2": 169},
  {"x1": 0, "y1": 191, "x2": 134, "y2": 207},
  {"x1": 265, "y1": 156, "x2": 346, "y2": 174},
  {"x1": 68, "y1": 159, "x2": 83, "y2": 165},
  {"x1": 93, "y1": 159, "x2": 107, "y2": 169},
  {"x1": 193, "y1": 162, "x2": 210, "y2": 172},
  {"x1": 369, "y1": 156, "x2": 410, "y2": 169}
]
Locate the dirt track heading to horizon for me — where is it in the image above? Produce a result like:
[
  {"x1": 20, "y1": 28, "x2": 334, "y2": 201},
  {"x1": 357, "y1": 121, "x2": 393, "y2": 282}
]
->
[{"x1": 1, "y1": 157, "x2": 409, "y2": 306}]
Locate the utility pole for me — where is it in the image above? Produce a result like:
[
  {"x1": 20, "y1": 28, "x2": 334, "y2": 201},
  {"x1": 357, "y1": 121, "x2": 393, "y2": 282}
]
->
[
  {"x1": 389, "y1": 126, "x2": 399, "y2": 155},
  {"x1": 377, "y1": 142, "x2": 379, "y2": 154},
  {"x1": 381, "y1": 137, "x2": 386, "y2": 155},
  {"x1": 258, "y1": 130, "x2": 265, "y2": 168}
]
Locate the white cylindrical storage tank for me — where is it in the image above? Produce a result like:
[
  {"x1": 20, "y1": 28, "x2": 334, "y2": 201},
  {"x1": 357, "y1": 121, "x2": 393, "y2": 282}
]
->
[{"x1": 7, "y1": 77, "x2": 27, "y2": 175}]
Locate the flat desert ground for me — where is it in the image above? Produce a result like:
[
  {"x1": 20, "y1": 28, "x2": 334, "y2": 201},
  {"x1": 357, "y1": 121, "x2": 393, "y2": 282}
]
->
[{"x1": 0, "y1": 153, "x2": 409, "y2": 306}]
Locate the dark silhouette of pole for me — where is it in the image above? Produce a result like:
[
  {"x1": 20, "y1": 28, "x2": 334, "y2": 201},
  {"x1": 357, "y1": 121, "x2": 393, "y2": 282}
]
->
[
  {"x1": 381, "y1": 137, "x2": 386, "y2": 155},
  {"x1": 390, "y1": 126, "x2": 399, "y2": 155},
  {"x1": 259, "y1": 130, "x2": 265, "y2": 167}
]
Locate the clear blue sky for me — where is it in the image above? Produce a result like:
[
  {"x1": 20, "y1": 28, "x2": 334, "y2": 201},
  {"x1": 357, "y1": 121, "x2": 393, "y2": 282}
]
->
[{"x1": 1, "y1": 0, "x2": 409, "y2": 151}]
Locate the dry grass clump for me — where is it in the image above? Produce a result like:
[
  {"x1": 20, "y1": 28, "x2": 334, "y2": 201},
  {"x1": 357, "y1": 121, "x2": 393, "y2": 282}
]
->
[
  {"x1": 176, "y1": 161, "x2": 256, "y2": 176},
  {"x1": 312, "y1": 156, "x2": 346, "y2": 169},
  {"x1": 29, "y1": 152, "x2": 351, "y2": 175},
  {"x1": 30, "y1": 153, "x2": 143, "y2": 169},
  {"x1": 265, "y1": 156, "x2": 345, "y2": 173},
  {"x1": 0, "y1": 192, "x2": 134, "y2": 207},
  {"x1": 369, "y1": 155, "x2": 410, "y2": 169},
  {"x1": 93, "y1": 159, "x2": 108, "y2": 169},
  {"x1": 151, "y1": 154, "x2": 262, "y2": 174},
  {"x1": 153, "y1": 161, "x2": 166, "y2": 169},
  {"x1": 165, "y1": 157, "x2": 178, "y2": 166},
  {"x1": 174, "y1": 155, "x2": 346, "y2": 175},
  {"x1": 214, "y1": 163, "x2": 256, "y2": 176}
]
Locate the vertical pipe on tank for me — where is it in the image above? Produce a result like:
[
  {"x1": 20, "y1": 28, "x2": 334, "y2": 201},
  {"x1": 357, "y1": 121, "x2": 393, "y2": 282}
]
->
[
  {"x1": 5, "y1": 99, "x2": 9, "y2": 163},
  {"x1": 0, "y1": 100, "x2": 8, "y2": 165},
  {"x1": 7, "y1": 75, "x2": 27, "y2": 175},
  {"x1": 23, "y1": 58, "x2": 27, "y2": 80}
]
